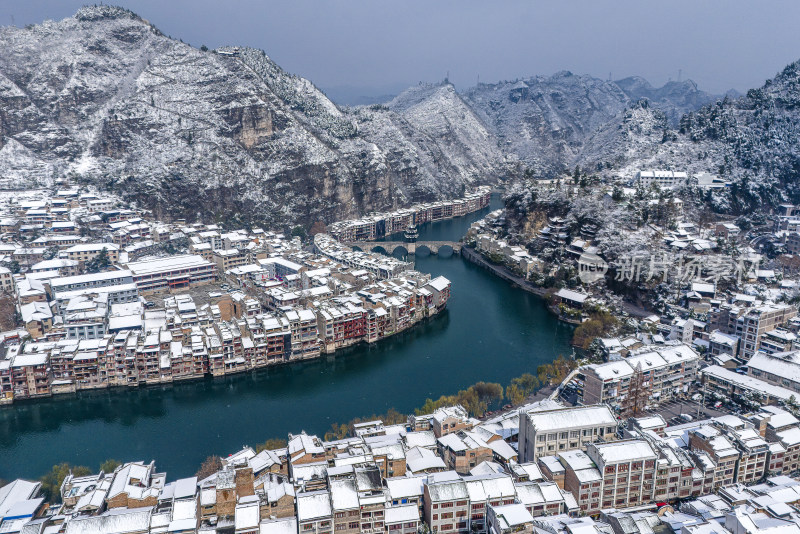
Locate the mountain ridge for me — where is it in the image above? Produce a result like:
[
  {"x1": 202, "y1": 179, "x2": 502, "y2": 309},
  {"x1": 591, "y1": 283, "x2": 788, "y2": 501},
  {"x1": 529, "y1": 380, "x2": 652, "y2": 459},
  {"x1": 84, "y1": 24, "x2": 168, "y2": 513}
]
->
[
  {"x1": 0, "y1": 6, "x2": 506, "y2": 228},
  {"x1": 1, "y1": 4, "x2": 781, "y2": 227}
]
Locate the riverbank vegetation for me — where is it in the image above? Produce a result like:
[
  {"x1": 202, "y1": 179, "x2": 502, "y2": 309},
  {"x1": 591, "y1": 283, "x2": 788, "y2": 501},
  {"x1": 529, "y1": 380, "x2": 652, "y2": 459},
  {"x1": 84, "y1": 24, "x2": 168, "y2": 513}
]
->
[
  {"x1": 572, "y1": 309, "x2": 620, "y2": 349},
  {"x1": 256, "y1": 438, "x2": 289, "y2": 453},
  {"x1": 37, "y1": 356, "x2": 579, "y2": 485},
  {"x1": 39, "y1": 459, "x2": 121, "y2": 501},
  {"x1": 320, "y1": 355, "x2": 578, "y2": 441}
]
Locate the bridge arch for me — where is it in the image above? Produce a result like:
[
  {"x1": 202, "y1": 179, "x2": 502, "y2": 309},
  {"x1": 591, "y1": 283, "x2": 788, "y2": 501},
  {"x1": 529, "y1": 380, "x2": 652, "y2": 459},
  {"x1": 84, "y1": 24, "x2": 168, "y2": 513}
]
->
[
  {"x1": 437, "y1": 244, "x2": 455, "y2": 257},
  {"x1": 346, "y1": 240, "x2": 460, "y2": 256},
  {"x1": 415, "y1": 244, "x2": 432, "y2": 256},
  {"x1": 390, "y1": 245, "x2": 408, "y2": 259}
]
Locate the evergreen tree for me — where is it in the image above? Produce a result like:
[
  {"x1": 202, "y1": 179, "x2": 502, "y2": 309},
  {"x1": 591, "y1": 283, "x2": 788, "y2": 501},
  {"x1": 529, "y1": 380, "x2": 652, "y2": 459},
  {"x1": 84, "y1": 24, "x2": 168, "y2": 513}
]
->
[{"x1": 85, "y1": 247, "x2": 110, "y2": 273}]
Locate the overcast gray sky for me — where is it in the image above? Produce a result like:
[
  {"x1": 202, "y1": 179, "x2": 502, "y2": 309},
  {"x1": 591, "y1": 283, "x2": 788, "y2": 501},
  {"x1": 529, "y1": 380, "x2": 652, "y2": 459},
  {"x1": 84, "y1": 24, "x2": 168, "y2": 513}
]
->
[{"x1": 4, "y1": 0, "x2": 800, "y2": 103}]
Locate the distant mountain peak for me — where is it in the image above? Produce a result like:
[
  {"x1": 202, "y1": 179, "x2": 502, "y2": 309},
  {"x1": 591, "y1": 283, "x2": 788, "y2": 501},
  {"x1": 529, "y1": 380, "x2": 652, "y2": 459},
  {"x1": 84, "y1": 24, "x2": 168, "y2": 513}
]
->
[{"x1": 74, "y1": 5, "x2": 145, "y2": 23}]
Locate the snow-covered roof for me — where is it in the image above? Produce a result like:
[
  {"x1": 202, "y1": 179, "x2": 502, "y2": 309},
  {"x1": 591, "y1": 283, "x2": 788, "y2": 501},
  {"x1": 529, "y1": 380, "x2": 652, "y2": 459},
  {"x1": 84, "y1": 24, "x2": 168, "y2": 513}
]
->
[{"x1": 526, "y1": 405, "x2": 616, "y2": 432}]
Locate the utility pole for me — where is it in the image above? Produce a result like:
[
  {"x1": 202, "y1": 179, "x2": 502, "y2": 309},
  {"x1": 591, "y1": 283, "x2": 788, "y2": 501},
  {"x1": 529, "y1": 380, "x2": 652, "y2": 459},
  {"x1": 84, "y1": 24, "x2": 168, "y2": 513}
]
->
[{"x1": 698, "y1": 380, "x2": 706, "y2": 419}]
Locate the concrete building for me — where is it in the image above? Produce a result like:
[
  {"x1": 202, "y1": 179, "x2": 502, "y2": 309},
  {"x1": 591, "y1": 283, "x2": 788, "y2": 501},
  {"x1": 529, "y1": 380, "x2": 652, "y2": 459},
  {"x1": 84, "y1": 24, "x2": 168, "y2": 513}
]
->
[
  {"x1": 127, "y1": 255, "x2": 216, "y2": 293},
  {"x1": 747, "y1": 350, "x2": 800, "y2": 394},
  {"x1": 587, "y1": 440, "x2": 658, "y2": 511},
  {"x1": 582, "y1": 344, "x2": 700, "y2": 411},
  {"x1": 635, "y1": 170, "x2": 688, "y2": 189},
  {"x1": 518, "y1": 405, "x2": 618, "y2": 463},
  {"x1": 734, "y1": 304, "x2": 798, "y2": 360},
  {"x1": 62, "y1": 243, "x2": 120, "y2": 264},
  {"x1": 49, "y1": 270, "x2": 134, "y2": 297}
]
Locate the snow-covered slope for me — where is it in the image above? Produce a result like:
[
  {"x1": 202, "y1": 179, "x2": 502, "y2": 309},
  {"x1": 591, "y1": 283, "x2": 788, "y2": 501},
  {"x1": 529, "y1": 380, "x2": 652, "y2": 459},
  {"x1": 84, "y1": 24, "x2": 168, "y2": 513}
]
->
[
  {"x1": 462, "y1": 72, "x2": 721, "y2": 177},
  {"x1": 595, "y1": 60, "x2": 800, "y2": 212},
  {"x1": 614, "y1": 76, "x2": 721, "y2": 125},
  {"x1": 578, "y1": 100, "x2": 672, "y2": 171},
  {"x1": 0, "y1": 6, "x2": 505, "y2": 227},
  {"x1": 351, "y1": 83, "x2": 508, "y2": 199}
]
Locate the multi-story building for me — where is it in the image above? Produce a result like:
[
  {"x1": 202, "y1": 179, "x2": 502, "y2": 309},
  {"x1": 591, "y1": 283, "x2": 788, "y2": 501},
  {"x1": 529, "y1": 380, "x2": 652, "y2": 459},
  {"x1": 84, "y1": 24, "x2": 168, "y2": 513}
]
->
[
  {"x1": 432, "y1": 405, "x2": 473, "y2": 438},
  {"x1": 62, "y1": 243, "x2": 120, "y2": 264},
  {"x1": 295, "y1": 490, "x2": 333, "y2": 534},
  {"x1": 747, "y1": 350, "x2": 800, "y2": 394},
  {"x1": 759, "y1": 329, "x2": 797, "y2": 355},
  {"x1": 518, "y1": 405, "x2": 618, "y2": 463},
  {"x1": 734, "y1": 304, "x2": 797, "y2": 360},
  {"x1": 787, "y1": 231, "x2": 800, "y2": 255},
  {"x1": 213, "y1": 249, "x2": 248, "y2": 273},
  {"x1": 558, "y1": 450, "x2": 602, "y2": 515},
  {"x1": 437, "y1": 431, "x2": 493, "y2": 474},
  {"x1": 582, "y1": 344, "x2": 700, "y2": 411},
  {"x1": 282, "y1": 309, "x2": 320, "y2": 361},
  {"x1": 587, "y1": 440, "x2": 658, "y2": 511},
  {"x1": 486, "y1": 503, "x2": 534, "y2": 534},
  {"x1": 49, "y1": 270, "x2": 134, "y2": 297},
  {"x1": 424, "y1": 477, "x2": 470, "y2": 534},
  {"x1": 127, "y1": 255, "x2": 216, "y2": 293},
  {"x1": 688, "y1": 426, "x2": 740, "y2": 490},
  {"x1": 463, "y1": 474, "x2": 517, "y2": 533}
]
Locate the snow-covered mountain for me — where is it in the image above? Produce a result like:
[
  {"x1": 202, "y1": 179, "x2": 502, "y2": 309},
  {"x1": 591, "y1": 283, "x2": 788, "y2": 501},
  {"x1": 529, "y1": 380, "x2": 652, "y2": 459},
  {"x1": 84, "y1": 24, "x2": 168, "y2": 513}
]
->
[
  {"x1": 4, "y1": 5, "x2": 785, "y2": 226},
  {"x1": 462, "y1": 72, "x2": 722, "y2": 177},
  {"x1": 589, "y1": 60, "x2": 800, "y2": 212},
  {"x1": 614, "y1": 76, "x2": 723, "y2": 125},
  {"x1": 0, "y1": 6, "x2": 506, "y2": 227},
  {"x1": 351, "y1": 83, "x2": 508, "y2": 200}
]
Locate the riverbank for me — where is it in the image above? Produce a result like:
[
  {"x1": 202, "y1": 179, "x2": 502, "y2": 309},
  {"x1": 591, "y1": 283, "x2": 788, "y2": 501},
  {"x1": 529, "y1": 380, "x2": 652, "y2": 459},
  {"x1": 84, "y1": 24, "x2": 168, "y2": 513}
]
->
[
  {"x1": 461, "y1": 245, "x2": 549, "y2": 297},
  {"x1": 0, "y1": 302, "x2": 450, "y2": 406},
  {"x1": 462, "y1": 245, "x2": 654, "y2": 321}
]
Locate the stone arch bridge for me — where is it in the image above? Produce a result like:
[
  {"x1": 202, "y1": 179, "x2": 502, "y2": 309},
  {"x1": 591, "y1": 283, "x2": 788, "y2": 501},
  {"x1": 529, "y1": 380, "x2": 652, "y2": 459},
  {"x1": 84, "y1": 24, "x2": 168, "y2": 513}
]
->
[{"x1": 348, "y1": 240, "x2": 461, "y2": 255}]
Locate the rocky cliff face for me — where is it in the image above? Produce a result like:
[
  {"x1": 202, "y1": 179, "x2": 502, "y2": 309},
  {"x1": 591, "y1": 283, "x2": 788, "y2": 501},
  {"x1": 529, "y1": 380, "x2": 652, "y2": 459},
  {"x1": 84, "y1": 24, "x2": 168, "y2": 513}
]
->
[
  {"x1": 0, "y1": 5, "x2": 745, "y2": 226},
  {"x1": 0, "y1": 6, "x2": 506, "y2": 227}
]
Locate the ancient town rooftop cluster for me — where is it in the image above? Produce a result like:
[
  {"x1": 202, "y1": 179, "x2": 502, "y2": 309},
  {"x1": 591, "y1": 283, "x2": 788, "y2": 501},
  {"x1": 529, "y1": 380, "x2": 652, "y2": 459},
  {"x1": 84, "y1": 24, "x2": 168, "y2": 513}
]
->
[{"x1": 0, "y1": 183, "x2": 487, "y2": 403}]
